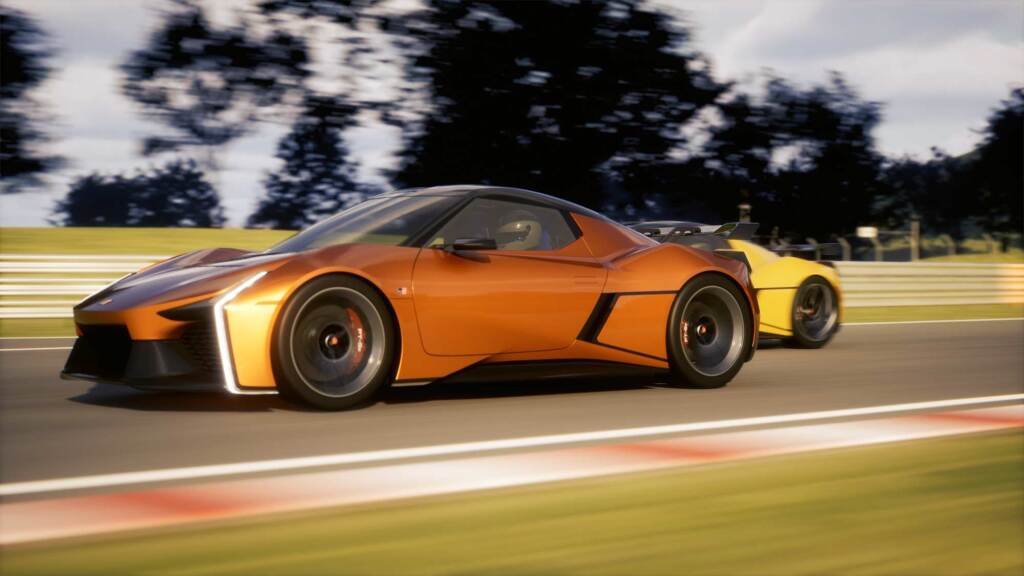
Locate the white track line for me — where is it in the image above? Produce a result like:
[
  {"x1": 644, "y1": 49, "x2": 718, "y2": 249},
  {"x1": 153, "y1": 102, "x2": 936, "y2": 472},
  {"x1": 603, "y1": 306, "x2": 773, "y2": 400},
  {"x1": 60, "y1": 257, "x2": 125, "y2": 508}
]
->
[
  {"x1": 3, "y1": 405, "x2": 1021, "y2": 546},
  {"x1": 2, "y1": 393, "x2": 1021, "y2": 497},
  {"x1": 0, "y1": 346, "x2": 72, "y2": 352},
  {"x1": 844, "y1": 317, "x2": 1024, "y2": 326}
]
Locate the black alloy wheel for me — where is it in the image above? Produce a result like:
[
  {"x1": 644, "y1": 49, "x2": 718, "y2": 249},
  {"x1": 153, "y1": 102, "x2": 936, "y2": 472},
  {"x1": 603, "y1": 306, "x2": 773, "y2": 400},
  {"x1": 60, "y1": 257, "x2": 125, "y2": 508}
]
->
[
  {"x1": 273, "y1": 275, "x2": 395, "y2": 410},
  {"x1": 667, "y1": 274, "x2": 753, "y2": 389},
  {"x1": 789, "y1": 277, "x2": 839, "y2": 349}
]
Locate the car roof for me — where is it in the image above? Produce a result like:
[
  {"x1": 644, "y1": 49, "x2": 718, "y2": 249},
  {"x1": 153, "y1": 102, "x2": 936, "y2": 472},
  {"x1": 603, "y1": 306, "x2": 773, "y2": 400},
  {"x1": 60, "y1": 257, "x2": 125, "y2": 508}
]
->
[{"x1": 379, "y1": 185, "x2": 610, "y2": 222}]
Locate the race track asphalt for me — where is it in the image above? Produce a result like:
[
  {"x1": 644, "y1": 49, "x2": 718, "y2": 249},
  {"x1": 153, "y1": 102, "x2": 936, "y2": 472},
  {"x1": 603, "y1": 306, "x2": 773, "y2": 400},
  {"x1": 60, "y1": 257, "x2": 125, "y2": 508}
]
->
[{"x1": 1, "y1": 320, "x2": 1022, "y2": 485}]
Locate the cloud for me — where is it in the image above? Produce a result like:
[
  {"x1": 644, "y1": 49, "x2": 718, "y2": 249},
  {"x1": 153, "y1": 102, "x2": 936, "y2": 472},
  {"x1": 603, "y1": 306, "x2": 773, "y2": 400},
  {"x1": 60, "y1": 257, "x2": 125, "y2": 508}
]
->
[
  {"x1": 2, "y1": 0, "x2": 1022, "y2": 226},
  {"x1": 678, "y1": 0, "x2": 1023, "y2": 157},
  {"x1": 4, "y1": 0, "x2": 152, "y2": 63},
  {"x1": 775, "y1": 0, "x2": 1023, "y2": 58}
]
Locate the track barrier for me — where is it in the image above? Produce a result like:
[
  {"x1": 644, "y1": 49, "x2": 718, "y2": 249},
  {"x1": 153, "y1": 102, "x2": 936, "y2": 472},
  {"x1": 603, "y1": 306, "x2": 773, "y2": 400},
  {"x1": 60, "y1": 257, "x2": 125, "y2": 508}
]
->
[{"x1": 1, "y1": 255, "x2": 1022, "y2": 317}]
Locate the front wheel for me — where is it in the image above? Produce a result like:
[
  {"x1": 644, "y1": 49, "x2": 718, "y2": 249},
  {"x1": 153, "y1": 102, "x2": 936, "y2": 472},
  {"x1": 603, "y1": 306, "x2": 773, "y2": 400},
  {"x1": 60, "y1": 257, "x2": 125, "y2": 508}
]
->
[
  {"x1": 788, "y1": 277, "x2": 839, "y2": 349},
  {"x1": 272, "y1": 275, "x2": 396, "y2": 410},
  {"x1": 667, "y1": 274, "x2": 753, "y2": 389}
]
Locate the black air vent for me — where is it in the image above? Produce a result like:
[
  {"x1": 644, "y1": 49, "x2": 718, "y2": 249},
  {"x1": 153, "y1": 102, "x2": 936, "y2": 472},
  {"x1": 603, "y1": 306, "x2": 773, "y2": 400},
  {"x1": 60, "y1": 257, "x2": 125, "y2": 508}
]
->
[
  {"x1": 179, "y1": 322, "x2": 221, "y2": 376},
  {"x1": 65, "y1": 325, "x2": 132, "y2": 379}
]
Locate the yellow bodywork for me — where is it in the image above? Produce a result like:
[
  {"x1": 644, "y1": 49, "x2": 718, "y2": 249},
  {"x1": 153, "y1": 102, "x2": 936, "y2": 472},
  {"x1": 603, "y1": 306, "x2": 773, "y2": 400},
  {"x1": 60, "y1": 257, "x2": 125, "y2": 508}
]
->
[{"x1": 726, "y1": 240, "x2": 843, "y2": 337}]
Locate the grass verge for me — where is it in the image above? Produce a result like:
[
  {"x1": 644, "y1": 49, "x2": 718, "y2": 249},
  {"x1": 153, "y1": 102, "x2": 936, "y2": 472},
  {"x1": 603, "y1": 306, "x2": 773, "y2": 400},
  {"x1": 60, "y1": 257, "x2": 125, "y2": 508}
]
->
[
  {"x1": 924, "y1": 252, "x2": 1024, "y2": 263},
  {"x1": 3, "y1": 431, "x2": 1022, "y2": 575},
  {"x1": 0, "y1": 318, "x2": 76, "y2": 338},
  {"x1": 844, "y1": 303, "x2": 1024, "y2": 323}
]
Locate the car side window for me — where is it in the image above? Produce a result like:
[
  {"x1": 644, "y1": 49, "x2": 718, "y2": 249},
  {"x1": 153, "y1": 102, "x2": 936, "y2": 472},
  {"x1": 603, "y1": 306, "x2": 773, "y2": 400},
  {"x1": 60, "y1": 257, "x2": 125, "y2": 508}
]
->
[{"x1": 429, "y1": 198, "x2": 578, "y2": 251}]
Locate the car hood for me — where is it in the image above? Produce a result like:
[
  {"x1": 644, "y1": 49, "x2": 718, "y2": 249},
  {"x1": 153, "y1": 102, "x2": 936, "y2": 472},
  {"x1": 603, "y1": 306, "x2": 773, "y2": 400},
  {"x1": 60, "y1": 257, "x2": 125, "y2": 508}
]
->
[{"x1": 76, "y1": 249, "x2": 295, "y2": 312}]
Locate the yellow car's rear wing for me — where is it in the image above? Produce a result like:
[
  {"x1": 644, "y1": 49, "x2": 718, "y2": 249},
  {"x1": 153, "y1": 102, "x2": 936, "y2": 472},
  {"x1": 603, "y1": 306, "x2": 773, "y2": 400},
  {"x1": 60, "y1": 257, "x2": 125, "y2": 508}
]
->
[{"x1": 710, "y1": 222, "x2": 759, "y2": 241}]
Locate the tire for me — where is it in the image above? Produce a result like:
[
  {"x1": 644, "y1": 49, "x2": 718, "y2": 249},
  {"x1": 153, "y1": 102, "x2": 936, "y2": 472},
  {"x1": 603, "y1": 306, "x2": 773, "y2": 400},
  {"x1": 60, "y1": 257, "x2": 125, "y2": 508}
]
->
[
  {"x1": 667, "y1": 274, "x2": 753, "y2": 389},
  {"x1": 787, "y1": 277, "x2": 839, "y2": 349},
  {"x1": 272, "y1": 275, "x2": 396, "y2": 410}
]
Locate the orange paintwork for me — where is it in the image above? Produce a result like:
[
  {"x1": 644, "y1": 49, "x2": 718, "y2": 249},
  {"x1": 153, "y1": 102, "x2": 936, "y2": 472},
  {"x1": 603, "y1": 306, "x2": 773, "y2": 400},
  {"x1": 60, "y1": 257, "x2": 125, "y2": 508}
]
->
[
  {"x1": 411, "y1": 238, "x2": 604, "y2": 356},
  {"x1": 597, "y1": 293, "x2": 676, "y2": 361},
  {"x1": 71, "y1": 191, "x2": 759, "y2": 392},
  {"x1": 574, "y1": 213, "x2": 655, "y2": 259}
]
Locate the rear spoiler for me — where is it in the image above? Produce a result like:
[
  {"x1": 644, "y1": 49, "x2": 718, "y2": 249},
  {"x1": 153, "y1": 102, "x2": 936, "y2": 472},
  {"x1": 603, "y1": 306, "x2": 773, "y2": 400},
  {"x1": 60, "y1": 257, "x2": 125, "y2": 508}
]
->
[
  {"x1": 629, "y1": 220, "x2": 760, "y2": 240},
  {"x1": 769, "y1": 243, "x2": 843, "y2": 258},
  {"x1": 711, "y1": 222, "x2": 759, "y2": 241},
  {"x1": 713, "y1": 249, "x2": 751, "y2": 272}
]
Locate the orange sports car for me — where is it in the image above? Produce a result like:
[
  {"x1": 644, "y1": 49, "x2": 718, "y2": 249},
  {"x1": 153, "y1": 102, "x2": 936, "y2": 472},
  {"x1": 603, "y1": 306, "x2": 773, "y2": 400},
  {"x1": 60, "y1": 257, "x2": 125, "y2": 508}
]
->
[{"x1": 63, "y1": 186, "x2": 759, "y2": 409}]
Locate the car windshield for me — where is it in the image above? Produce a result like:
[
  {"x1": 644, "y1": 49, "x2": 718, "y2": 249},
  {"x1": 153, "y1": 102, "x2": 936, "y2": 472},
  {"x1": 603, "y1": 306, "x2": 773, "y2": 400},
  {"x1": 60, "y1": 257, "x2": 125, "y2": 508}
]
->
[{"x1": 265, "y1": 195, "x2": 459, "y2": 254}]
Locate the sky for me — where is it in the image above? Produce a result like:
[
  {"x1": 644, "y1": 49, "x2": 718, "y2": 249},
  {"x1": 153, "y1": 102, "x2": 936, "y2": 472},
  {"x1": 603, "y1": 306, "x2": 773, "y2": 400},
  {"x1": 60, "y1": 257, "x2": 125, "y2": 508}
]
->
[{"x1": 1, "y1": 0, "x2": 1022, "y2": 227}]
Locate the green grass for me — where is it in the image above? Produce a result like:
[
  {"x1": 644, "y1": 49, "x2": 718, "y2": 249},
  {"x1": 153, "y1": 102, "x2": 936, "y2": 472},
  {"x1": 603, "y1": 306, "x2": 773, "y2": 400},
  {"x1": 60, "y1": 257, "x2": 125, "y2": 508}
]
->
[
  {"x1": 0, "y1": 227, "x2": 293, "y2": 255},
  {"x1": 0, "y1": 318, "x2": 76, "y2": 338},
  {"x1": 844, "y1": 303, "x2": 1024, "y2": 323},
  {"x1": 923, "y1": 251, "x2": 1024, "y2": 263},
  {"x1": 862, "y1": 235, "x2": 1022, "y2": 262},
  {"x1": 3, "y1": 431, "x2": 1021, "y2": 575}
]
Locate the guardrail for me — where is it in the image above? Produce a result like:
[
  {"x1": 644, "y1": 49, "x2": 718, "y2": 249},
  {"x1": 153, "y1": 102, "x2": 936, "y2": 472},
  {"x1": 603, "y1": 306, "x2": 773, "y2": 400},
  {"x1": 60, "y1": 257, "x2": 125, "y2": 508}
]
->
[
  {"x1": 0, "y1": 254, "x2": 166, "y2": 318},
  {"x1": 835, "y1": 261, "x2": 1024, "y2": 307},
  {"x1": 1, "y1": 255, "x2": 1022, "y2": 318}
]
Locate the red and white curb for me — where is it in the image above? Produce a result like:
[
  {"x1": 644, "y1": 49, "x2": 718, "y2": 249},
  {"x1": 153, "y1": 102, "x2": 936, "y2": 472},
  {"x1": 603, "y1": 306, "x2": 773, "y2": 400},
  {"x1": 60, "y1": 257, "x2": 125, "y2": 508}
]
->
[{"x1": 1, "y1": 403, "x2": 1022, "y2": 545}]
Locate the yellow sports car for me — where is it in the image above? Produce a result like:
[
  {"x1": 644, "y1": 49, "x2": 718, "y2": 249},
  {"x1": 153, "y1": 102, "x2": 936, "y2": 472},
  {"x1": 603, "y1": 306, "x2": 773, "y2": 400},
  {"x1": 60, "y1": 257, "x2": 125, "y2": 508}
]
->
[{"x1": 630, "y1": 221, "x2": 841, "y2": 348}]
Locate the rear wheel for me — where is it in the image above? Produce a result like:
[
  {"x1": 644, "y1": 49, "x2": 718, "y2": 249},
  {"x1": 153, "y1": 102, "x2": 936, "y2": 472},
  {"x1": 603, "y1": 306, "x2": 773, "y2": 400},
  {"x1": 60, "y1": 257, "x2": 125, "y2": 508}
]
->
[
  {"x1": 788, "y1": 277, "x2": 838, "y2": 349},
  {"x1": 667, "y1": 274, "x2": 753, "y2": 389},
  {"x1": 272, "y1": 275, "x2": 395, "y2": 410}
]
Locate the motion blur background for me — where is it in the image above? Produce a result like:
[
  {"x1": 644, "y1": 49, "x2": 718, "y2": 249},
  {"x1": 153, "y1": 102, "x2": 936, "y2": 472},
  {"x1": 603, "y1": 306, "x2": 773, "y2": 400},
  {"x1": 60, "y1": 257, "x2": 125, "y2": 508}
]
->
[
  {"x1": 1, "y1": 1, "x2": 1022, "y2": 574},
  {"x1": 0, "y1": 0, "x2": 1021, "y2": 250}
]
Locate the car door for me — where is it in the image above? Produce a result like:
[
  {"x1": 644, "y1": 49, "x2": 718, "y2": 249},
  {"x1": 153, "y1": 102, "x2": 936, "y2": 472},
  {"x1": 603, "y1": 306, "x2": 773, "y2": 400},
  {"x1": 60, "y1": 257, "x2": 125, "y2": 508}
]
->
[{"x1": 412, "y1": 197, "x2": 606, "y2": 356}]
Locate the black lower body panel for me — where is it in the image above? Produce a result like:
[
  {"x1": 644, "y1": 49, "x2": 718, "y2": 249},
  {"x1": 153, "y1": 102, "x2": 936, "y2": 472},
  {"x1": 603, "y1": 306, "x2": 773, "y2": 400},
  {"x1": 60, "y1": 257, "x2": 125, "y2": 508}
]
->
[
  {"x1": 440, "y1": 360, "x2": 667, "y2": 385},
  {"x1": 61, "y1": 324, "x2": 223, "y2": 391}
]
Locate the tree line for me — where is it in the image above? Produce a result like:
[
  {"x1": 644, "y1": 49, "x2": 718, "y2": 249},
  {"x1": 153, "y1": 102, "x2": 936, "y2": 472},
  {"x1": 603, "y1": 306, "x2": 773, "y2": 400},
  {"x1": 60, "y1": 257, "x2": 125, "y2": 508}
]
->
[{"x1": 2, "y1": 1, "x2": 1020, "y2": 239}]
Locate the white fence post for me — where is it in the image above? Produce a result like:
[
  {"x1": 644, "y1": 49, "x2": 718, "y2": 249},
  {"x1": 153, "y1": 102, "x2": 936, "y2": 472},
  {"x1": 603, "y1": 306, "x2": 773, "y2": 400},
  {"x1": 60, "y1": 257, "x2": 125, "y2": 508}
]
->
[
  {"x1": 869, "y1": 237, "x2": 884, "y2": 261},
  {"x1": 836, "y1": 237, "x2": 851, "y2": 261},
  {"x1": 938, "y1": 234, "x2": 956, "y2": 256}
]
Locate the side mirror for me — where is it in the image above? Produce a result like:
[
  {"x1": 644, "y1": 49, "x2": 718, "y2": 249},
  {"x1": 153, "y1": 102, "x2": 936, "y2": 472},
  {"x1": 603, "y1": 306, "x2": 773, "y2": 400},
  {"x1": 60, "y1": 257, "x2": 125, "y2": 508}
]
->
[{"x1": 449, "y1": 237, "x2": 497, "y2": 252}]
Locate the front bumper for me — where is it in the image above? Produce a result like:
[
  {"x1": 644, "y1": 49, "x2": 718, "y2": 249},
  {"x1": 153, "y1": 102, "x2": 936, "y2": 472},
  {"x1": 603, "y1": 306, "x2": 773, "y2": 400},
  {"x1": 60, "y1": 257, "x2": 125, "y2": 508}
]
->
[
  {"x1": 66, "y1": 270, "x2": 280, "y2": 395},
  {"x1": 61, "y1": 323, "x2": 224, "y2": 391}
]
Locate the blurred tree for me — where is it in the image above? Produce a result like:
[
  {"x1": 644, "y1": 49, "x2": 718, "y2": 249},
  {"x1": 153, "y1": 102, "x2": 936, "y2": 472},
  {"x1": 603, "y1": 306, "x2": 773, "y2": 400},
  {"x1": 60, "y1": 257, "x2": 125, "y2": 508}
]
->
[
  {"x1": 53, "y1": 159, "x2": 226, "y2": 227},
  {"x1": 695, "y1": 73, "x2": 885, "y2": 239},
  {"x1": 257, "y1": 0, "x2": 371, "y2": 26},
  {"x1": 875, "y1": 150, "x2": 970, "y2": 238},
  {"x1": 970, "y1": 87, "x2": 1023, "y2": 234},
  {"x1": 384, "y1": 0, "x2": 725, "y2": 210},
  {"x1": 664, "y1": 92, "x2": 775, "y2": 222},
  {"x1": 248, "y1": 95, "x2": 375, "y2": 229},
  {"x1": 0, "y1": 6, "x2": 63, "y2": 193},
  {"x1": 121, "y1": 0, "x2": 309, "y2": 170},
  {"x1": 872, "y1": 88, "x2": 1022, "y2": 240}
]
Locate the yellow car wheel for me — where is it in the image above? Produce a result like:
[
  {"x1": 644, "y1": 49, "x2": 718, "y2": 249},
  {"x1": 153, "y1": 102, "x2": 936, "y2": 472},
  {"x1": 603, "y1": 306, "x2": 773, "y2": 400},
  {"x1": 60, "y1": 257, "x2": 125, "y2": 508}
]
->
[{"x1": 788, "y1": 276, "x2": 839, "y2": 349}]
